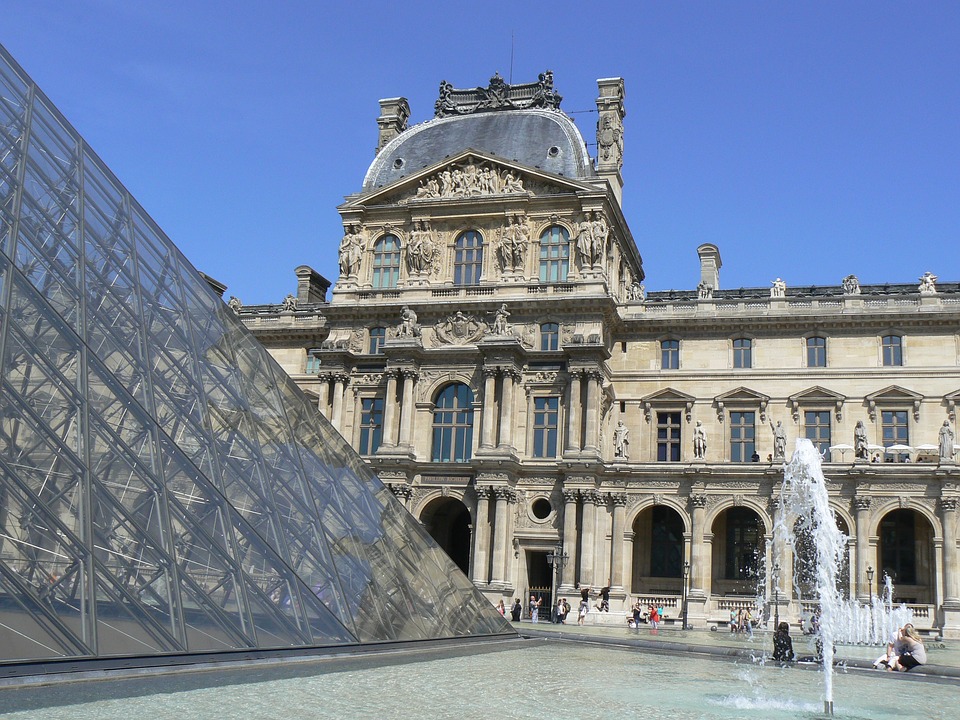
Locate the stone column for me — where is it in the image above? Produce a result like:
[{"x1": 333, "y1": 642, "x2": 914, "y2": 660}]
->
[
  {"x1": 559, "y1": 489, "x2": 579, "y2": 591},
  {"x1": 490, "y1": 487, "x2": 510, "y2": 585},
  {"x1": 690, "y1": 494, "x2": 708, "y2": 595},
  {"x1": 566, "y1": 371, "x2": 582, "y2": 453},
  {"x1": 317, "y1": 376, "x2": 330, "y2": 417},
  {"x1": 388, "y1": 484, "x2": 413, "y2": 510},
  {"x1": 580, "y1": 490, "x2": 599, "y2": 587},
  {"x1": 382, "y1": 370, "x2": 398, "y2": 446},
  {"x1": 583, "y1": 371, "x2": 600, "y2": 454},
  {"x1": 854, "y1": 496, "x2": 872, "y2": 602},
  {"x1": 472, "y1": 486, "x2": 492, "y2": 585},
  {"x1": 610, "y1": 493, "x2": 627, "y2": 590},
  {"x1": 498, "y1": 369, "x2": 516, "y2": 448},
  {"x1": 939, "y1": 498, "x2": 959, "y2": 604},
  {"x1": 398, "y1": 369, "x2": 417, "y2": 447},
  {"x1": 480, "y1": 368, "x2": 498, "y2": 449},
  {"x1": 331, "y1": 373, "x2": 348, "y2": 431}
]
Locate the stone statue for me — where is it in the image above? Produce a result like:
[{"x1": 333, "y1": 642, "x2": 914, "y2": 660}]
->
[
  {"x1": 693, "y1": 421, "x2": 707, "y2": 459},
  {"x1": 770, "y1": 420, "x2": 786, "y2": 460},
  {"x1": 842, "y1": 274, "x2": 861, "y2": 295},
  {"x1": 227, "y1": 296, "x2": 242, "y2": 314},
  {"x1": 489, "y1": 303, "x2": 511, "y2": 335},
  {"x1": 939, "y1": 420, "x2": 955, "y2": 461},
  {"x1": 697, "y1": 281, "x2": 713, "y2": 299},
  {"x1": 627, "y1": 282, "x2": 646, "y2": 301},
  {"x1": 613, "y1": 420, "x2": 629, "y2": 459},
  {"x1": 854, "y1": 420, "x2": 868, "y2": 460},
  {"x1": 591, "y1": 212, "x2": 609, "y2": 261},
  {"x1": 338, "y1": 225, "x2": 364, "y2": 277},
  {"x1": 281, "y1": 293, "x2": 298, "y2": 312},
  {"x1": 597, "y1": 114, "x2": 624, "y2": 167},
  {"x1": 405, "y1": 221, "x2": 435, "y2": 275},
  {"x1": 770, "y1": 278, "x2": 786, "y2": 298},
  {"x1": 397, "y1": 305, "x2": 420, "y2": 337},
  {"x1": 577, "y1": 212, "x2": 597, "y2": 267},
  {"x1": 919, "y1": 271, "x2": 938, "y2": 295},
  {"x1": 496, "y1": 217, "x2": 527, "y2": 272}
]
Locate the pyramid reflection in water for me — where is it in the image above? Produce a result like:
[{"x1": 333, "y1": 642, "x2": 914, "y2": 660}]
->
[{"x1": 0, "y1": 44, "x2": 511, "y2": 666}]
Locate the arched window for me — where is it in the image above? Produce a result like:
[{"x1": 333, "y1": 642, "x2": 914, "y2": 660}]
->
[
  {"x1": 368, "y1": 327, "x2": 386, "y2": 354},
  {"x1": 371, "y1": 235, "x2": 400, "y2": 289},
  {"x1": 432, "y1": 383, "x2": 474, "y2": 462},
  {"x1": 454, "y1": 230, "x2": 483, "y2": 286},
  {"x1": 724, "y1": 507, "x2": 762, "y2": 580},
  {"x1": 733, "y1": 338, "x2": 752, "y2": 368},
  {"x1": 540, "y1": 322, "x2": 559, "y2": 351},
  {"x1": 538, "y1": 225, "x2": 569, "y2": 283},
  {"x1": 882, "y1": 335, "x2": 903, "y2": 366}
]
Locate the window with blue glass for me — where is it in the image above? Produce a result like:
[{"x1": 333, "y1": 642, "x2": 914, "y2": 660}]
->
[
  {"x1": 725, "y1": 507, "x2": 762, "y2": 580},
  {"x1": 359, "y1": 397, "x2": 384, "y2": 455},
  {"x1": 372, "y1": 234, "x2": 400, "y2": 289},
  {"x1": 657, "y1": 411, "x2": 681, "y2": 461},
  {"x1": 540, "y1": 322, "x2": 559, "y2": 351},
  {"x1": 432, "y1": 383, "x2": 474, "y2": 462},
  {"x1": 882, "y1": 335, "x2": 903, "y2": 366},
  {"x1": 305, "y1": 349, "x2": 322, "y2": 374},
  {"x1": 882, "y1": 410, "x2": 909, "y2": 447},
  {"x1": 454, "y1": 230, "x2": 483, "y2": 286},
  {"x1": 730, "y1": 411, "x2": 755, "y2": 462},
  {"x1": 806, "y1": 336, "x2": 827, "y2": 367},
  {"x1": 661, "y1": 339, "x2": 679, "y2": 370},
  {"x1": 804, "y1": 410, "x2": 831, "y2": 456},
  {"x1": 733, "y1": 338, "x2": 752, "y2": 369},
  {"x1": 532, "y1": 397, "x2": 559, "y2": 458},
  {"x1": 538, "y1": 225, "x2": 569, "y2": 283},
  {"x1": 369, "y1": 327, "x2": 386, "y2": 354}
]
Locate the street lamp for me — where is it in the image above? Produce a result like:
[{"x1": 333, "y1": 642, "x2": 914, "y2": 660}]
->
[
  {"x1": 866, "y1": 565, "x2": 874, "y2": 604},
  {"x1": 546, "y1": 544, "x2": 569, "y2": 622},
  {"x1": 772, "y1": 561, "x2": 781, "y2": 630},
  {"x1": 682, "y1": 561, "x2": 690, "y2": 630}
]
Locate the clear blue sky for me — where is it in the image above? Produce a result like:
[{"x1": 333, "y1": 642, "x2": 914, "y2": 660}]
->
[{"x1": 4, "y1": 1, "x2": 958, "y2": 302}]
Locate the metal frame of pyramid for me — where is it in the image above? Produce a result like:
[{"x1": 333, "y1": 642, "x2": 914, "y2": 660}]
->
[{"x1": 0, "y1": 43, "x2": 512, "y2": 671}]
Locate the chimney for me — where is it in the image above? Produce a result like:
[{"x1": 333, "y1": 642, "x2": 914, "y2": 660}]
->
[
  {"x1": 295, "y1": 265, "x2": 331, "y2": 304},
  {"x1": 198, "y1": 271, "x2": 227, "y2": 298},
  {"x1": 595, "y1": 77, "x2": 625, "y2": 205},
  {"x1": 696, "y1": 244, "x2": 722, "y2": 291},
  {"x1": 376, "y1": 97, "x2": 410, "y2": 155}
]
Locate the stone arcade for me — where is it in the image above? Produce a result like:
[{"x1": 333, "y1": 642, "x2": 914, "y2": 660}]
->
[{"x1": 240, "y1": 73, "x2": 960, "y2": 637}]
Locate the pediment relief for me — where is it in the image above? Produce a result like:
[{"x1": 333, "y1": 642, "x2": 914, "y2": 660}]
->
[
  {"x1": 640, "y1": 388, "x2": 695, "y2": 422},
  {"x1": 788, "y1": 386, "x2": 846, "y2": 422},
  {"x1": 944, "y1": 389, "x2": 960, "y2": 423},
  {"x1": 865, "y1": 385, "x2": 923, "y2": 422},
  {"x1": 714, "y1": 387, "x2": 770, "y2": 423}
]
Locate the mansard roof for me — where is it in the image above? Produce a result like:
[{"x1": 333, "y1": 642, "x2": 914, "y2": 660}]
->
[{"x1": 363, "y1": 108, "x2": 595, "y2": 192}]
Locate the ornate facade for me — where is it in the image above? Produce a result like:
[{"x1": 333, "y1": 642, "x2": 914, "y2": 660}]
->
[{"x1": 240, "y1": 73, "x2": 960, "y2": 637}]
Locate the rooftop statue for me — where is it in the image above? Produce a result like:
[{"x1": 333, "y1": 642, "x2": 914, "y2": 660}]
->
[{"x1": 434, "y1": 71, "x2": 563, "y2": 117}]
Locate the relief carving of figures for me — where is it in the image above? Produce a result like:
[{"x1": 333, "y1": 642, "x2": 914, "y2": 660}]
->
[
  {"x1": 338, "y1": 224, "x2": 364, "y2": 277},
  {"x1": 413, "y1": 159, "x2": 525, "y2": 200},
  {"x1": 770, "y1": 278, "x2": 787, "y2": 298},
  {"x1": 919, "y1": 271, "x2": 938, "y2": 295},
  {"x1": 434, "y1": 310, "x2": 486, "y2": 346},
  {"x1": 842, "y1": 274, "x2": 861, "y2": 295},
  {"x1": 939, "y1": 420, "x2": 955, "y2": 461},
  {"x1": 405, "y1": 221, "x2": 437, "y2": 275},
  {"x1": 576, "y1": 211, "x2": 607, "y2": 268},
  {"x1": 396, "y1": 305, "x2": 421, "y2": 338},
  {"x1": 496, "y1": 216, "x2": 528, "y2": 272},
  {"x1": 597, "y1": 114, "x2": 624, "y2": 168}
]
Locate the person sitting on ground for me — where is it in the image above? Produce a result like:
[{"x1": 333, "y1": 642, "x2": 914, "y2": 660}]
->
[
  {"x1": 772, "y1": 622, "x2": 795, "y2": 663},
  {"x1": 887, "y1": 624, "x2": 927, "y2": 672}
]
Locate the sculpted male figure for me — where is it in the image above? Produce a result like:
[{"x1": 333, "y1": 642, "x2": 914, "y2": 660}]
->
[
  {"x1": 693, "y1": 421, "x2": 707, "y2": 459},
  {"x1": 854, "y1": 420, "x2": 868, "y2": 460},
  {"x1": 939, "y1": 420, "x2": 955, "y2": 461}
]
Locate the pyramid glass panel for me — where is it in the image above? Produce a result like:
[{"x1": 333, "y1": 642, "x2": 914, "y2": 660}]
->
[{"x1": 0, "y1": 44, "x2": 512, "y2": 668}]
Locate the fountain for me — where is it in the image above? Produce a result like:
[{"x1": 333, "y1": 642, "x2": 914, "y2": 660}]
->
[{"x1": 774, "y1": 438, "x2": 913, "y2": 715}]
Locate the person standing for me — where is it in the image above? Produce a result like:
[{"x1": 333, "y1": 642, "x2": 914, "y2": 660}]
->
[
  {"x1": 496, "y1": 599, "x2": 505, "y2": 616},
  {"x1": 772, "y1": 622, "x2": 795, "y2": 663},
  {"x1": 510, "y1": 598, "x2": 522, "y2": 622},
  {"x1": 529, "y1": 594, "x2": 541, "y2": 623}
]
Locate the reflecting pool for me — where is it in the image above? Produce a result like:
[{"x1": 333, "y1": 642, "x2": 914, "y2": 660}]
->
[{"x1": 1, "y1": 640, "x2": 954, "y2": 720}]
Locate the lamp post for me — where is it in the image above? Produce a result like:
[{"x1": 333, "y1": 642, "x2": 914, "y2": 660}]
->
[
  {"x1": 866, "y1": 565, "x2": 874, "y2": 604},
  {"x1": 772, "y1": 561, "x2": 781, "y2": 630},
  {"x1": 546, "y1": 544, "x2": 569, "y2": 622},
  {"x1": 682, "y1": 561, "x2": 690, "y2": 630}
]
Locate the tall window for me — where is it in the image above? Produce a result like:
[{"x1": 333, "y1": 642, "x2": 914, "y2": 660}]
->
[
  {"x1": 372, "y1": 234, "x2": 401, "y2": 289},
  {"x1": 733, "y1": 338, "x2": 752, "y2": 369},
  {"x1": 538, "y1": 225, "x2": 569, "y2": 283},
  {"x1": 532, "y1": 397, "x2": 559, "y2": 458},
  {"x1": 305, "y1": 350, "x2": 321, "y2": 374},
  {"x1": 882, "y1": 335, "x2": 903, "y2": 367},
  {"x1": 358, "y1": 397, "x2": 384, "y2": 455},
  {"x1": 368, "y1": 327, "x2": 386, "y2": 355},
  {"x1": 454, "y1": 230, "x2": 483, "y2": 286},
  {"x1": 540, "y1": 322, "x2": 559, "y2": 351},
  {"x1": 806, "y1": 336, "x2": 827, "y2": 367},
  {"x1": 730, "y1": 411, "x2": 755, "y2": 462},
  {"x1": 661, "y1": 339, "x2": 679, "y2": 370},
  {"x1": 650, "y1": 507, "x2": 684, "y2": 577},
  {"x1": 656, "y1": 411, "x2": 681, "y2": 461},
  {"x1": 881, "y1": 410, "x2": 909, "y2": 447},
  {"x1": 725, "y1": 508, "x2": 762, "y2": 580},
  {"x1": 432, "y1": 383, "x2": 474, "y2": 462},
  {"x1": 880, "y1": 510, "x2": 916, "y2": 584},
  {"x1": 804, "y1": 410, "x2": 831, "y2": 456}
]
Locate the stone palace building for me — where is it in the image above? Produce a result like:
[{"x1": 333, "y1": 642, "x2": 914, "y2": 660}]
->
[{"x1": 236, "y1": 73, "x2": 960, "y2": 636}]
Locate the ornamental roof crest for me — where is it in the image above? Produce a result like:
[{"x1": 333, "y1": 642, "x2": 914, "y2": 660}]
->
[{"x1": 435, "y1": 71, "x2": 562, "y2": 117}]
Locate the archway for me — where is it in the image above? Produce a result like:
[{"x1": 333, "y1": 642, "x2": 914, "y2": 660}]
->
[
  {"x1": 631, "y1": 504, "x2": 685, "y2": 594},
  {"x1": 419, "y1": 497, "x2": 472, "y2": 576},
  {"x1": 878, "y1": 509, "x2": 935, "y2": 604},
  {"x1": 711, "y1": 506, "x2": 764, "y2": 596},
  {"x1": 791, "y1": 513, "x2": 851, "y2": 600}
]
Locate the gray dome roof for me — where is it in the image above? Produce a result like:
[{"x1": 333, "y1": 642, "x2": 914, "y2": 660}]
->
[{"x1": 362, "y1": 109, "x2": 595, "y2": 191}]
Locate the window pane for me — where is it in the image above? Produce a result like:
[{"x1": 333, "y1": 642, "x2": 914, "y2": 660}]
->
[
  {"x1": 372, "y1": 235, "x2": 400, "y2": 289},
  {"x1": 882, "y1": 335, "x2": 902, "y2": 366},
  {"x1": 803, "y1": 410, "x2": 831, "y2": 456},
  {"x1": 806, "y1": 336, "x2": 826, "y2": 367},
  {"x1": 661, "y1": 340, "x2": 679, "y2": 370},
  {"x1": 656, "y1": 411, "x2": 681, "y2": 461},
  {"x1": 540, "y1": 323, "x2": 559, "y2": 351},
  {"x1": 359, "y1": 397, "x2": 383, "y2": 455},
  {"x1": 730, "y1": 411, "x2": 755, "y2": 462},
  {"x1": 454, "y1": 230, "x2": 483, "y2": 286},
  {"x1": 733, "y1": 338, "x2": 752, "y2": 369},
  {"x1": 369, "y1": 327, "x2": 385, "y2": 354},
  {"x1": 533, "y1": 397, "x2": 559, "y2": 458},
  {"x1": 431, "y1": 383, "x2": 474, "y2": 462},
  {"x1": 538, "y1": 226, "x2": 569, "y2": 283}
]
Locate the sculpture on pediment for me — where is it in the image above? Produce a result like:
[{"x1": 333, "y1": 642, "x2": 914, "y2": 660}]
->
[
  {"x1": 842, "y1": 274, "x2": 861, "y2": 295},
  {"x1": 227, "y1": 296, "x2": 242, "y2": 314},
  {"x1": 396, "y1": 306, "x2": 421, "y2": 338},
  {"x1": 919, "y1": 271, "x2": 938, "y2": 295},
  {"x1": 434, "y1": 310, "x2": 486, "y2": 346},
  {"x1": 405, "y1": 221, "x2": 437, "y2": 275},
  {"x1": 281, "y1": 293, "x2": 298, "y2": 312},
  {"x1": 412, "y1": 159, "x2": 525, "y2": 201},
  {"x1": 338, "y1": 224, "x2": 364, "y2": 277},
  {"x1": 577, "y1": 211, "x2": 608, "y2": 268},
  {"x1": 496, "y1": 216, "x2": 528, "y2": 272},
  {"x1": 770, "y1": 278, "x2": 786, "y2": 298}
]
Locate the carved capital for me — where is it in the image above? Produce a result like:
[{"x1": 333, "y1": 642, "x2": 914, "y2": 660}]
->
[
  {"x1": 583, "y1": 490, "x2": 604, "y2": 506},
  {"x1": 854, "y1": 496, "x2": 872, "y2": 512},
  {"x1": 939, "y1": 497, "x2": 959, "y2": 513},
  {"x1": 561, "y1": 489, "x2": 580, "y2": 505},
  {"x1": 474, "y1": 485, "x2": 493, "y2": 502},
  {"x1": 690, "y1": 494, "x2": 708, "y2": 509},
  {"x1": 609, "y1": 493, "x2": 628, "y2": 507},
  {"x1": 387, "y1": 483, "x2": 413, "y2": 500},
  {"x1": 399, "y1": 368, "x2": 419, "y2": 381}
]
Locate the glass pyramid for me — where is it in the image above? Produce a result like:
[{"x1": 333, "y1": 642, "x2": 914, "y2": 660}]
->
[{"x1": 0, "y1": 44, "x2": 511, "y2": 667}]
